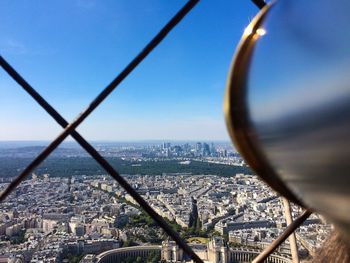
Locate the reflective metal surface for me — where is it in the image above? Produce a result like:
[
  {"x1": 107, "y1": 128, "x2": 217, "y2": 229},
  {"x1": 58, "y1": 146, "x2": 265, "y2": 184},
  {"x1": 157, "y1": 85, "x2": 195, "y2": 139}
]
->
[{"x1": 225, "y1": 0, "x2": 350, "y2": 238}]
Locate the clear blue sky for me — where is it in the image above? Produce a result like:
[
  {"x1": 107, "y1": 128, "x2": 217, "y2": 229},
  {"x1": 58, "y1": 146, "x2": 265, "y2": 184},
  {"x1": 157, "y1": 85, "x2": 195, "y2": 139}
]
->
[{"x1": 0, "y1": 0, "x2": 258, "y2": 141}]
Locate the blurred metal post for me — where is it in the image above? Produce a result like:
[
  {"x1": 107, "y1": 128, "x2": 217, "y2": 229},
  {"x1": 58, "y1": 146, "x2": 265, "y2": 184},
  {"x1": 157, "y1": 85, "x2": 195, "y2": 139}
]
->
[
  {"x1": 282, "y1": 197, "x2": 300, "y2": 263},
  {"x1": 252, "y1": 210, "x2": 311, "y2": 263}
]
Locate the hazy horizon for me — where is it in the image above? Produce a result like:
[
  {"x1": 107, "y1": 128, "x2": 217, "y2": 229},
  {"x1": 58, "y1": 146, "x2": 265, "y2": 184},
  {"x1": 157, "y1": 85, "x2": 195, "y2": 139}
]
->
[{"x1": 0, "y1": 139, "x2": 234, "y2": 150}]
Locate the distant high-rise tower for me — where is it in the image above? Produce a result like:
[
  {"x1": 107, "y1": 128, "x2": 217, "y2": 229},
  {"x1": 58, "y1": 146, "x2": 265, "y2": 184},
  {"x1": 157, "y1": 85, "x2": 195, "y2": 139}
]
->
[
  {"x1": 196, "y1": 142, "x2": 202, "y2": 156},
  {"x1": 203, "y1": 143, "x2": 210, "y2": 156}
]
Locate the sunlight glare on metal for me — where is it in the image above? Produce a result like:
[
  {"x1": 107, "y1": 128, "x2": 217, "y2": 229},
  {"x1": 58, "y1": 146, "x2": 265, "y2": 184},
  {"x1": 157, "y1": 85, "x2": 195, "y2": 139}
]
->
[
  {"x1": 243, "y1": 25, "x2": 253, "y2": 36},
  {"x1": 256, "y1": 27, "x2": 266, "y2": 36}
]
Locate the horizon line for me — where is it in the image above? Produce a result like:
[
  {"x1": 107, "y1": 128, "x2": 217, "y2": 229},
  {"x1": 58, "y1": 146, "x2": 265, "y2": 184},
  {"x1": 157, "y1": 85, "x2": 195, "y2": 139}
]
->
[{"x1": 0, "y1": 139, "x2": 232, "y2": 143}]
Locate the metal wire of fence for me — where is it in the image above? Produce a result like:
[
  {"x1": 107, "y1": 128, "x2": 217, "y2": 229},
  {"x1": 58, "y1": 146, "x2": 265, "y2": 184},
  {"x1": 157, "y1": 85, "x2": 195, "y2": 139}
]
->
[{"x1": 0, "y1": 1, "x2": 202, "y2": 262}]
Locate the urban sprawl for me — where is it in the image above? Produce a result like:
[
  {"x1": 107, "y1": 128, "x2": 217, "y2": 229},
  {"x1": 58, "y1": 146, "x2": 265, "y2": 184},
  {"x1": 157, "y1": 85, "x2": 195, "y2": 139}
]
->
[{"x1": 0, "y1": 142, "x2": 332, "y2": 262}]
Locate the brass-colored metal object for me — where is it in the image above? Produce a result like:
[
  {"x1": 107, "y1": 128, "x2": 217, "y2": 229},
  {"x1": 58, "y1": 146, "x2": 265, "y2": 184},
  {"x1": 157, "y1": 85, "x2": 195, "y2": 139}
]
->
[
  {"x1": 225, "y1": 0, "x2": 350, "y2": 239},
  {"x1": 224, "y1": 3, "x2": 303, "y2": 206}
]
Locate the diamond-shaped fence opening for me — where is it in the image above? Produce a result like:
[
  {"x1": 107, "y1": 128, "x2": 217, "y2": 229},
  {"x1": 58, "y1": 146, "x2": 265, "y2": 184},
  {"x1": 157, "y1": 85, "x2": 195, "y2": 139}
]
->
[
  {"x1": 0, "y1": 1, "x2": 202, "y2": 261},
  {"x1": 0, "y1": 1, "x2": 311, "y2": 262}
]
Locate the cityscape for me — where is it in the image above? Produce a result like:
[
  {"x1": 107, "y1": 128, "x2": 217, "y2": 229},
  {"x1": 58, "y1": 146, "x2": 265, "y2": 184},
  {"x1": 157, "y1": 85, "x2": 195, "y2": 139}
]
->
[
  {"x1": 0, "y1": 142, "x2": 331, "y2": 263},
  {"x1": 1, "y1": 0, "x2": 347, "y2": 262}
]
